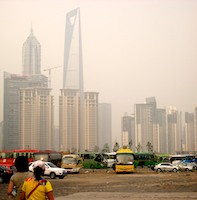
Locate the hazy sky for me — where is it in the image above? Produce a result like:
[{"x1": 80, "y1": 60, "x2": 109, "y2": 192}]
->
[{"x1": 0, "y1": 0, "x2": 197, "y2": 143}]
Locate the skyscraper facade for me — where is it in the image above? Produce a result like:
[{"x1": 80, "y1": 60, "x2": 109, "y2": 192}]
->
[
  {"x1": 155, "y1": 108, "x2": 167, "y2": 153},
  {"x1": 166, "y1": 107, "x2": 182, "y2": 154},
  {"x1": 134, "y1": 97, "x2": 157, "y2": 152},
  {"x1": 185, "y1": 112, "x2": 194, "y2": 152},
  {"x1": 84, "y1": 92, "x2": 99, "y2": 151},
  {"x1": 59, "y1": 89, "x2": 81, "y2": 152},
  {"x1": 19, "y1": 88, "x2": 53, "y2": 150},
  {"x1": 98, "y1": 103, "x2": 112, "y2": 151},
  {"x1": 3, "y1": 72, "x2": 48, "y2": 150},
  {"x1": 121, "y1": 113, "x2": 135, "y2": 149},
  {"x1": 60, "y1": 8, "x2": 91, "y2": 152},
  {"x1": 22, "y1": 28, "x2": 41, "y2": 75},
  {"x1": 63, "y1": 8, "x2": 83, "y2": 91}
]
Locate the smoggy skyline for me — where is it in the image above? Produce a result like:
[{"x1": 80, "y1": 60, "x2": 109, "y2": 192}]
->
[{"x1": 0, "y1": 0, "x2": 197, "y2": 143}]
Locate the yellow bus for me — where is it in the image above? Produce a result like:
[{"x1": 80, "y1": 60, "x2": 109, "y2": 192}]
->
[
  {"x1": 61, "y1": 154, "x2": 83, "y2": 173},
  {"x1": 115, "y1": 148, "x2": 135, "y2": 173}
]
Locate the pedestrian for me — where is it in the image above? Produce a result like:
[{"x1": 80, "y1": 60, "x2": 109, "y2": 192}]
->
[
  {"x1": 7, "y1": 156, "x2": 33, "y2": 200},
  {"x1": 20, "y1": 160, "x2": 55, "y2": 200}
]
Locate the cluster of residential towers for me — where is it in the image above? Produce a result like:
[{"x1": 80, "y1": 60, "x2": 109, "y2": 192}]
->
[{"x1": 1, "y1": 8, "x2": 197, "y2": 154}]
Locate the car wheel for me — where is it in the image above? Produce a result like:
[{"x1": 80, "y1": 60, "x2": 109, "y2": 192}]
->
[
  {"x1": 172, "y1": 168, "x2": 177, "y2": 172},
  {"x1": 50, "y1": 172, "x2": 56, "y2": 179},
  {"x1": 185, "y1": 168, "x2": 189, "y2": 172},
  {"x1": 157, "y1": 168, "x2": 162, "y2": 172},
  {"x1": 59, "y1": 175, "x2": 64, "y2": 179}
]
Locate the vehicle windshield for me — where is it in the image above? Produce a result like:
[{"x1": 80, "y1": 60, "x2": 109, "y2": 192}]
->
[
  {"x1": 46, "y1": 162, "x2": 57, "y2": 168},
  {"x1": 116, "y1": 153, "x2": 134, "y2": 164},
  {"x1": 62, "y1": 157, "x2": 76, "y2": 164}
]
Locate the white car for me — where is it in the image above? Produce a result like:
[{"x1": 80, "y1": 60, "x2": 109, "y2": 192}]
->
[
  {"x1": 154, "y1": 162, "x2": 179, "y2": 172},
  {"x1": 29, "y1": 161, "x2": 67, "y2": 179},
  {"x1": 175, "y1": 161, "x2": 194, "y2": 171}
]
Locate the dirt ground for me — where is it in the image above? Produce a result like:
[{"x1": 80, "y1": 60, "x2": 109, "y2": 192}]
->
[{"x1": 1, "y1": 168, "x2": 197, "y2": 199}]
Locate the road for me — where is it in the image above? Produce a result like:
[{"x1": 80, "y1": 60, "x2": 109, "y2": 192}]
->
[{"x1": 1, "y1": 168, "x2": 197, "y2": 199}]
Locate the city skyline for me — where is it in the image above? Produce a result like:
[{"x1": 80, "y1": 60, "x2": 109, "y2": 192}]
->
[{"x1": 0, "y1": 0, "x2": 197, "y2": 143}]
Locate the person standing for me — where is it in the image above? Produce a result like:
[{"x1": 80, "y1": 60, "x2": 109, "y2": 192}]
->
[
  {"x1": 20, "y1": 160, "x2": 55, "y2": 200},
  {"x1": 7, "y1": 156, "x2": 33, "y2": 199}
]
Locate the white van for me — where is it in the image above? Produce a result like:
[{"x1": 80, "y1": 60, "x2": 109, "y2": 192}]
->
[{"x1": 102, "y1": 152, "x2": 116, "y2": 168}]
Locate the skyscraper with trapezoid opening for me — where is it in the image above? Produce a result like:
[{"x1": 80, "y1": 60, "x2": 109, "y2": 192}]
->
[
  {"x1": 63, "y1": 8, "x2": 83, "y2": 91},
  {"x1": 60, "y1": 8, "x2": 85, "y2": 152}
]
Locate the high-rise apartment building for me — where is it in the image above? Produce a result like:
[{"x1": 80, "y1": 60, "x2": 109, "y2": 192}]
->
[
  {"x1": 22, "y1": 28, "x2": 41, "y2": 75},
  {"x1": 134, "y1": 97, "x2": 157, "y2": 152},
  {"x1": 166, "y1": 107, "x2": 182, "y2": 154},
  {"x1": 121, "y1": 113, "x2": 135, "y2": 150},
  {"x1": 59, "y1": 89, "x2": 81, "y2": 152},
  {"x1": 155, "y1": 108, "x2": 167, "y2": 153},
  {"x1": 84, "y1": 92, "x2": 99, "y2": 151},
  {"x1": 19, "y1": 88, "x2": 53, "y2": 150},
  {"x1": 185, "y1": 112, "x2": 195, "y2": 152},
  {"x1": 3, "y1": 72, "x2": 48, "y2": 150},
  {"x1": 98, "y1": 103, "x2": 112, "y2": 151}
]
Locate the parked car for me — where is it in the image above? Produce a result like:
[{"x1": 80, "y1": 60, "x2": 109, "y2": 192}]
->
[
  {"x1": 154, "y1": 162, "x2": 179, "y2": 172},
  {"x1": 0, "y1": 165, "x2": 14, "y2": 183},
  {"x1": 29, "y1": 161, "x2": 67, "y2": 179},
  {"x1": 175, "y1": 161, "x2": 193, "y2": 171},
  {"x1": 182, "y1": 160, "x2": 197, "y2": 170}
]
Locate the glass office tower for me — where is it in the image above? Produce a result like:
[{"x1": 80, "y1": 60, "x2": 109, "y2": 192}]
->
[{"x1": 60, "y1": 8, "x2": 85, "y2": 152}]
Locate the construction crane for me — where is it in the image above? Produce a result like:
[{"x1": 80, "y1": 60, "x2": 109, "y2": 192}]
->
[{"x1": 43, "y1": 66, "x2": 62, "y2": 88}]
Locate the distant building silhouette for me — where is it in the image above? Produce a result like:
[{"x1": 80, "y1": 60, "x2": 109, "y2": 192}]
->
[
  {"x1": 22, "y1": 27, "x2": 41, "y2": 75},
  {"x1": 132, "y1": 97, "x2": 184, "y2": 154},
  {"x1": 134, "y1": 97, "x2": 157, "y2": 152},
  {"x1": 3, "y1": 72, "x2": 48, "y2": 150},
  {"x1": 98, "y1": 103, "x2": 112, "y2": 151},
  {"x1": 166, "y1": 107, "x2": 182, "y2": 154},
  {"x1": 184, "y1": 112, "x2": 195, "y2": 152},
  {"x1": 121, "y1": 113, "x2": 135, "y2": 150}
]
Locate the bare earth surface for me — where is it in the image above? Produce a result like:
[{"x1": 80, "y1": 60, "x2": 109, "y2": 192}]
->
[{"x1": 1, "y1": 168, "x2": 197, "y2": 199}]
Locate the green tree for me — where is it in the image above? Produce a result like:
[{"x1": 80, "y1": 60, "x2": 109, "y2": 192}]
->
[
  {"x1": 101, "y1": 143, "x2": 110, "y2": 153},
  {"x1": 136, "y1": 143, "x2": 142, "y2": 152},
  {"x1": 113, "y1": 142, "x2": 119, "y2": 152},
  {"x1": 128, "y1": 139, "x2": 132, "y2": 149},
  {"x1": 146, "y1": 141, "x2": 153, "y2": 153}
]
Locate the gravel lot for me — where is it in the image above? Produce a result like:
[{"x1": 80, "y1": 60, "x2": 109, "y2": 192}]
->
[{"x1": 1, "y1": 168, "x2": 197, "y2": 199}]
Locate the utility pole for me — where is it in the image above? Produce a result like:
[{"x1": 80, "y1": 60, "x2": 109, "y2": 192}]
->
[{"x1": 43, "y1": 66, "x2": 62, "y2": 88}]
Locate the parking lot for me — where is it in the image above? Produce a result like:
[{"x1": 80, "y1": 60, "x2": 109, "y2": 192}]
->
[{"x1": 1, "y1": 168, "x2": 197, "y2": 199}]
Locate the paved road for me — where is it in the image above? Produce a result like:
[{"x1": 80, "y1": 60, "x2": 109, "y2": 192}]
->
[{"x1": 56, "y1": 192, "x2": 197, "y2": 200}]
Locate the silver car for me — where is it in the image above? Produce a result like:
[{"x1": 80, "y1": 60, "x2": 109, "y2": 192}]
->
[
  {"x1": 154, "y1": 162, "x2": 179, "y2": 172},
  {"x1": 175, "y1": 161, "x2": 194, "y2": 171}
]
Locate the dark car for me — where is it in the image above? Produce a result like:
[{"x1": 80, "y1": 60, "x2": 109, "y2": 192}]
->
[{"x1": 0, "y1": 165, "x2": 14, "y2": 183}]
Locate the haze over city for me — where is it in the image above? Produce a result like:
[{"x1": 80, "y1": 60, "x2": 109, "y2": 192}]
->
[{"x1": 0, "y1": 0, "x2": 197, "y2": 143}]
